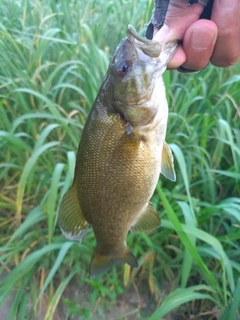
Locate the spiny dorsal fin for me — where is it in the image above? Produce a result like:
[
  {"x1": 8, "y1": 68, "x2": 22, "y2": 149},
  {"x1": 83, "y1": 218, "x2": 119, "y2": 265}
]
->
[
  {"x1": 161, "y1": 141, "x2": 176, "y2": 182},
  {"x1": 58, "y1": 185, "x2": 89, "y2": 242},
  {"x1": 89, "y1": 249, "x2": 138, "y2": 279},
  {"x1": 131, "y1": 203, "x2": 160, "y2": 233}
]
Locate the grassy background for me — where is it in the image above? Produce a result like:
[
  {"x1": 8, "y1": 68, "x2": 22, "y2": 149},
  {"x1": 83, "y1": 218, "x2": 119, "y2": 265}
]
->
[{"x1": 0, "y1": 0, "x2": 240, "y2": 319}]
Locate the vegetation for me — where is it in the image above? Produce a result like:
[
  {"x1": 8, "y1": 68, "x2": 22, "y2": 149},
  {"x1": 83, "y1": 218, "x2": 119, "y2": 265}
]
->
[{"x1": 0, "y1": 0, "x2": 239, "y2": 319}]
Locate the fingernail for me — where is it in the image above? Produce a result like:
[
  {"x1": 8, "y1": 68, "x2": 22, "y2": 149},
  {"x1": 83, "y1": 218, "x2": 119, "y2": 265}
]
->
[
  {"x1": 191, "y1": 28, "x2": 214, "y2": 50},
  {"x1": 219, "y1": 0, "x2": 238, "y2": 10}
]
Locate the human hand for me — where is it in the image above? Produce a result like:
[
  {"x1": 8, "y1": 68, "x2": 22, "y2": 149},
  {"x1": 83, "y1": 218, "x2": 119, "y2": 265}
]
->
[{"x1": 153, "y1": 0, "x2": 240, "y2": 70}]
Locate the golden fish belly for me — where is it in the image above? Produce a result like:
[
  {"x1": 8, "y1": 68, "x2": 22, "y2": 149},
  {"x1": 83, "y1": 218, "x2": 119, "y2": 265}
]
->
[{"x1": 74, "y1": 106, "x2": 163, "y2": 253}]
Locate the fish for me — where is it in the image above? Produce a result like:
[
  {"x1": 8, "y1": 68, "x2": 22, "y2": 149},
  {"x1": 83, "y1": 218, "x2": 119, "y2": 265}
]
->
[{"x1": 58, "y1": 25, "x2": 177, "y2": 278}]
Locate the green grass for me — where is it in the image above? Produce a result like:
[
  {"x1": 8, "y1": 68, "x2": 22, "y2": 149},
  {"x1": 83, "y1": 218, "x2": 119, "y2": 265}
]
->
[{"x1": 0, "y1": 0, "x2": 240, "y2": 319}]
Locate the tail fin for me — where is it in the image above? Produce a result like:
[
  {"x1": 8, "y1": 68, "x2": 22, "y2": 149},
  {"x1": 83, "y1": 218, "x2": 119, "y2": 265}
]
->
[
  {"x1": 89, "y1": 248, "x2": 138, "y2": 278},
  {"x1": 58, "y1": 185, "x2": 89, "y2": 242}
]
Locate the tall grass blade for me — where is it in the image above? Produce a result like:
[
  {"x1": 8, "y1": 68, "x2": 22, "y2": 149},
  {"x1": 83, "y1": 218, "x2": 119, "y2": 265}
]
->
[{"x1": 149, "y1": 285, "x2": 216, "y2": 320}]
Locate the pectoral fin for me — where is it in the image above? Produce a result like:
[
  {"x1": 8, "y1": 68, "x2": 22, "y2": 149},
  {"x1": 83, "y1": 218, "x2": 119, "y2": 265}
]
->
[
  {"x1": 131, "y1": 203, "x2": 160, "y2": 233},
  {"x1": 89, "y1": 249, "x2": 138, "y2": 279},
  {"x1": 58, "y1": 185, "x2": 89, "y2": 242},
  {"x1": 161, "y1": 141, "x2": 176, "y2": 182}
]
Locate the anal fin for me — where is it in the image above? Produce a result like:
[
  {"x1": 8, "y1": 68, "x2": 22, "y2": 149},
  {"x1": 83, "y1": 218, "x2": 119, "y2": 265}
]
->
[
  {"x1": 58, "y1": 185, "x2": 89, "y2": 242},
  {"x1": 161, "y1": 141, "x2": 176, "y2": 182},
  {"x1": 131, "y1": 203, "x2": 160, "y2": 233}
]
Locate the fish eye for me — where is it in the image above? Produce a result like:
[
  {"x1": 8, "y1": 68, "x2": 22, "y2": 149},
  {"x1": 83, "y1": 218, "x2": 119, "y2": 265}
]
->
[{"x1": 116, "y1": 60, "x2": 131, "y2": 77}]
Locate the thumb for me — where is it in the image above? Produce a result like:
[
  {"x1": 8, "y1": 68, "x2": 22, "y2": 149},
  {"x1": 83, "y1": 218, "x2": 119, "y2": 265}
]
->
[{"x1": 153, "y1": 1, "x2": 205, "y2": 43}]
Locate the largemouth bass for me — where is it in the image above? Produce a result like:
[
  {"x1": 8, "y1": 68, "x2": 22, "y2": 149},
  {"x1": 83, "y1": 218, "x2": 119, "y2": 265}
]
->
[{"x1": 58, "y1": 25, "x2": 177, "y2": 278}]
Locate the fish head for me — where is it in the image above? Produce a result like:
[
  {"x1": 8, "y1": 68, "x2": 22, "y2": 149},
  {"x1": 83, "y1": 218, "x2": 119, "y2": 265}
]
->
[
  {"x1": 110, "y1": 25, "x2": 161, "y2": 105},
  {"x1": 107, "y1": 25, "x2": 177, "y2": 126}
]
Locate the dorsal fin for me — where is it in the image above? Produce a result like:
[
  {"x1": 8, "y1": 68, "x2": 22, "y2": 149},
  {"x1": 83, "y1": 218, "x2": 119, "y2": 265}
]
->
[{"x1": 58, "y1": 185, "x2": 89, "y2": 242}]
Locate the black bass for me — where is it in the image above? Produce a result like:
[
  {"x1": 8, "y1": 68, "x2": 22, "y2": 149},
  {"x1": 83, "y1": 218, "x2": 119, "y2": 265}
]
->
[{"x1": 58, "y1": 25, "x2": 176, "y2": 278}]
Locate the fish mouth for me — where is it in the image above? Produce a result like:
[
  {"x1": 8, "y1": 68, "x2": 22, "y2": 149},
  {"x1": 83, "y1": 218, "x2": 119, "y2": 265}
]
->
[
  {"x1": 127, "y1": 25, "x2": 162, "y2": 58},
  {"x1": 127, "y1": 25, "x2": 178, "y2": 66}
]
